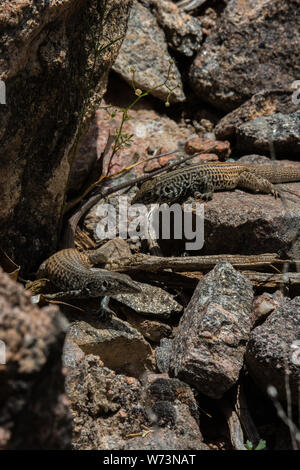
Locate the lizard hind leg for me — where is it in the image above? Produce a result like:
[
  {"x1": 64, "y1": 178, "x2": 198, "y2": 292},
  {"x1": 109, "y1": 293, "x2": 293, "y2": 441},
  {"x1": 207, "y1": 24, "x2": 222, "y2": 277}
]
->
[
  {"x1": 192, "y1": 175, "x2": 215, "y2": 201},
  {"x1": 237, "y1": 171, "x2": 279, "y2": 198}
]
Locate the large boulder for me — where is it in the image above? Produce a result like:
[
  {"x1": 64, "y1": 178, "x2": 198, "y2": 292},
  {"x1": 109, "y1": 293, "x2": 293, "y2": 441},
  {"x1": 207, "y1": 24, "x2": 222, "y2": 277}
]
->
[
  {"x1": 0, "y1": 269, "x2": 71, "y2": 449},
  {"x1": 190, "y1": 0, "x2": 300, "y2": 111},
  {"x1": 0, "y1": 0, "x2": 132, "y2": 272}
]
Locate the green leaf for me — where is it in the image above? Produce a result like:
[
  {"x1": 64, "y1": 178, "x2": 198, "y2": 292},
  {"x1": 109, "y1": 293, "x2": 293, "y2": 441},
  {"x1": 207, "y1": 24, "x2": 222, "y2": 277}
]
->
[{"x1": 255, "y1": 440, "x2": 266, "y2": 450}]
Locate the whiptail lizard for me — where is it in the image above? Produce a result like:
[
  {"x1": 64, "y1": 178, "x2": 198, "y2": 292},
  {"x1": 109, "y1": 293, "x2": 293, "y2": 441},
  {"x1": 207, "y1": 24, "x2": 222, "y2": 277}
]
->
[
  {"x1": 37, "y1": 248, "x2": 141, "y2": 319},
  {"x1": 131, "y1": 162, "x2": 300, "y2": 204}
]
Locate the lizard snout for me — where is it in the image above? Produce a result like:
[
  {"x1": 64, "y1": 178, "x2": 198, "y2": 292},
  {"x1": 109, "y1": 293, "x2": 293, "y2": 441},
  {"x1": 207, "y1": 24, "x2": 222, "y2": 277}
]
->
[{"x1": 119, "y1": 274, "x2": 142, "y2": 294}]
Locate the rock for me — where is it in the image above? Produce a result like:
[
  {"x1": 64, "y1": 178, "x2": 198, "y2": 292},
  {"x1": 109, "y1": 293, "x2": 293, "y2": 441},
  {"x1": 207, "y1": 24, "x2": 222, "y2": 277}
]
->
[
  {"x1": 170, "y1": 263, "x2": 253, "y2": 399},
  {"x1": 189, "y1": 153, "x2": 219, "y2": 163},
  {"x1": 215, "y1": 90, "x2": 299, "y2": 140},
  {"x1": 123, "y1": 429, "x2": 210, "y2": 450},
  {"x1": 199, "y1": 7, "x2": 217, "y2": 35},
  {"x1": 143, "y1": 149, "x2": 179, "y2": 172},
  {"x1": 252, "y1": 291, "x2": 284, "y2": 327},
  {"x1": 112, "y1": 282, "x2": 183, "y2": 319},
  {"x1": 124, "y1": 373, "x2": 211, "y2": 450},
  {"x1": 156, "y1": 337, "x2": 173, "y2": 373},
  {"x1": 113, "y1": 1, "x2": 185, "y2": 103},
  {"x1": 65, "y1": 355, "x2": 143, "y2": 450},
  {"x1": 79, "y1": 92, "x2": 194, "y2": 181},
  {"x1": 0, "y1": 269, "x2": 71, "y2": 449},
  {"x1": 187, "y1": 157, "x2": 300, "y2": 258},
  {"x1": 66, "y1": 318, "x2": 155, "y2": 378},
  {"x1": 67, "y1": 120, "x2": 99, "y2": 192},
  {"x1": 189, "y1": 0, "x2": 300, "y2": 111},
  {"x1": 246, "y1": 297, "x2": 300, "y2": 405},
  {"x1": 184, "y1": 137, "x2": 231, "y2": 159},
  {"x1": 118, "y1": 309, "x2": 172, "y2": 343},
  {"x1": 65, "y1": 356, "x2": 208, "y2": 450},
  {"x1": 236, "y1": 111, "x2": 300, "y2": 157},
  {"x1": 0, "y1": 0, "x2": 132, "y2": 272},
  {"x1": 152, "y1": 0, "x2": 203, "y2": 57},
  {"x1": 90, "y1": 238, "x2": 133, "y2": 264}
]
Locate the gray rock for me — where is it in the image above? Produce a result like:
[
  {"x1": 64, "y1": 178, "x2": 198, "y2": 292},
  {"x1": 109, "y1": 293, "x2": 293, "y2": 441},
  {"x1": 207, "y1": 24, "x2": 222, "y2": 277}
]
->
[
  {"x1": 113, "y1": 1, "x2": 185, "y2": 103},
  {"x1": 153, "y1": 0, "x2": 203, "y2": 57},
  {"x1": 189, "y1": 0, "x2": 300, "y2": 111},
  {"x1": 66, "y1": 358, "x2": 208, "y2": 450},
  {"x1": 118, "y1": 310, "x2": 173, "y2": 343},
  {"x1": 215, "y1": 90, "x2": 299, "y2": 141},
  {"x1": 0, "y1": 0, "x2": 131, "y2": 272},
  {"x1": 236, "y1": 111, "x2": 300, "y2": 157},
  {"x1": 170, "y1": 262, "x2": 253, "y2": 399},
  {"x1": 156, "y1": 337, "x2": 173, "y2": 373},
  {"x1": 123, "y1": 429, "x2": 210, "y2": 450},
  {"x1": 65, "y1": 317, "x2": 155, "y2": 378},
  {"x1": 0, "y1": 269, "x2": 71, "y2": 449},
  {"x1": 246, "y1": 297, "x2": 300, "y2": 405},
  {"x1": 113, "y1": 282, "x2": 183, "y2": 319},
  {"x1": 173, "y1": 158, "x2": 300, "y2": 258}
]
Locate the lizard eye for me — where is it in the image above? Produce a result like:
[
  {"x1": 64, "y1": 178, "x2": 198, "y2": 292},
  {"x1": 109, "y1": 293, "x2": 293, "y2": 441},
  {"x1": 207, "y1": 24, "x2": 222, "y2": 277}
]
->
[{"x1": 102, "y1": 280, "x2": 109, "y2": 288}]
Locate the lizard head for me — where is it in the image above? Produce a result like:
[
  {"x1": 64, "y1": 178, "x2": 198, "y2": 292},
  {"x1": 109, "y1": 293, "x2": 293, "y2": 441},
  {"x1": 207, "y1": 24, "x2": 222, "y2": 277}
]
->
[
  {"x1": 131, "y1": 180, "x2": 156, "y2": 205},
  {"x1": 86, "y1": 270, "x2": 141, "y2": 296}
]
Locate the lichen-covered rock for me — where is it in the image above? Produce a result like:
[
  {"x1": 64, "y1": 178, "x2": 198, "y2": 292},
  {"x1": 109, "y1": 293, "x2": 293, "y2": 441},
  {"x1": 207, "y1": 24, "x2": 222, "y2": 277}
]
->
[
  {"x1": 0, "y1": 269, "x2": 71, "y2": 449},
  {"x1": 170, "y1": 262, "x2": 253, "y2": 399},
  {"x1": 113, "y1": 1, "x2": 185, "y2": 103},
  {"x1": 0, "y1": 0, "x2": 132, "y2": 272},
  {"x1": 215, "y1": 90, "x2": 299, "y2": 140},
  {"x1": 246, "y1": 297, "x2": 300, "y2": 405},
  {"x1": 236, "y1": 111, "x2": 300, "y2": 157},
  {"x1": 190, "y1": 0, "x2": 300, "y2": 111}
]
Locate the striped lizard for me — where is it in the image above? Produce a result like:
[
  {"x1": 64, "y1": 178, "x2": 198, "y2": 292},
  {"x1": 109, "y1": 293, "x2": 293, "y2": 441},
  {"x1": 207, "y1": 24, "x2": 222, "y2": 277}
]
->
[
  {"x1": 36, "y1": 247, "x2": 141, "y2": 319},
  {"x1": 132, "y1": 162, "x2": 300, "y2": 204}
]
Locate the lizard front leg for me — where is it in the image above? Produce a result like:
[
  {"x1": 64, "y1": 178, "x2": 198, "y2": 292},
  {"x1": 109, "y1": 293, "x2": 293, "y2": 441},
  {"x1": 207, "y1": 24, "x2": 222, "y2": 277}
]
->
[
  {"x1": 44, "y1": 291, "x2": 114, "y2": 320},
  {"x1": 237, "y1": 171, "x2": 279, "y2": 198},
  {"x1": 192, "y1": 175, "x2": 215, "y2": 201}
]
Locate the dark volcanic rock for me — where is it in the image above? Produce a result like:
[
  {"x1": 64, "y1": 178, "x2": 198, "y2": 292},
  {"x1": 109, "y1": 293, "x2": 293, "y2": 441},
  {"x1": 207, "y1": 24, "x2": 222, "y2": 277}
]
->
[
  {"x1": 246, "y1": 297, "x2": 300, "y2": 405},
  {"x1": 215, "y1": 90, "x2": 299, "y2": 140},
  {"x1": 236, "y1": 111, "x2": 300, "y2": 157},
  {"x1": 113, "y1": 1, "x2": 185, "y2": 103},
  {"x1": 0, "y1": 0, "x2": 132, "y2": 272},
  {"x1": 189, "y1": 0, "x2": 300, "y2": 111},
  {"x1": 0, "y1": 269, "x2": 71, "y2": 449},
  {"x1": 170, "y1": 263, "x2": 253, "y2": 399}
]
